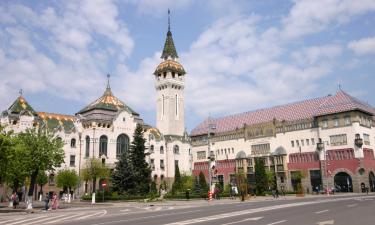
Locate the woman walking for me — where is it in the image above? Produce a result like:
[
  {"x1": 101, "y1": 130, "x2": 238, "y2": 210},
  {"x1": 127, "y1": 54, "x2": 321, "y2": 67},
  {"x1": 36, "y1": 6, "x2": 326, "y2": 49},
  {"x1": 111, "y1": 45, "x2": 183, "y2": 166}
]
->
[{"x1": 51, "y1": 192, "x2": 58, "y2": 210}]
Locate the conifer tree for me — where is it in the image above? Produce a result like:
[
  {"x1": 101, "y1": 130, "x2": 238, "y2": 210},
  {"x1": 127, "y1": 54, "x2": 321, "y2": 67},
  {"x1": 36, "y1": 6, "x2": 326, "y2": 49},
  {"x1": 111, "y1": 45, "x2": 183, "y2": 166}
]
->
[
  {"x1": 198, "y1": 171, "x2": 208, "y2": 196},
  {"x1": 254, "y1": 158, "x2": 267, "y2": 195},
  {"x1": 111, "y1": 151, "x2": 136, "y2": 194},
  {"x1": 172, "y1": 163, "x2": 182, "y2": 194},
  {"x1": 129, "y1": 123, "x2": 151, "y2": 195}
]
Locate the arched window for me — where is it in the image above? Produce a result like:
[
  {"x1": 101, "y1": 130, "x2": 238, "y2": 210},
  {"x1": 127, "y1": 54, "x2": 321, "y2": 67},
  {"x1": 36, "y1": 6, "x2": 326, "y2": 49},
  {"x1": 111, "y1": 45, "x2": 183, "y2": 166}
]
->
[
  {"x1": 99, "y1": 135, "x2": 108, "y2": 156},
  {"x1": 173, "y1": 145, "x2": 179, "y2": 154},
  {"x1": 70, "y1": 138, "x2": 76, "y2": 148},
  {"x1": 85, "y1": 136, "x2": 90, "y2": 157},
  {"x1": 116, "y1": 134, "x2": 129, "y2": 158},
  {"x1": 150, "y1": 145, "x2": 154, "y2": 153}
]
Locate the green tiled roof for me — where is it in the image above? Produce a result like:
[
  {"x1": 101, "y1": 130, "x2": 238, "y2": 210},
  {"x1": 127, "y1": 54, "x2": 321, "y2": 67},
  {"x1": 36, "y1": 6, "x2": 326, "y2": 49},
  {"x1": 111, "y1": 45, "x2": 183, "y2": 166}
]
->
[
  {"x1": 161, "y1": 30, "x2": 178, "y2": 59},
  {"x1": 6, "y1": 96, "x2": 36, "y2": 115},
  {"x1": 77, "y1": 86, "x2": 139, "y2": 116}
]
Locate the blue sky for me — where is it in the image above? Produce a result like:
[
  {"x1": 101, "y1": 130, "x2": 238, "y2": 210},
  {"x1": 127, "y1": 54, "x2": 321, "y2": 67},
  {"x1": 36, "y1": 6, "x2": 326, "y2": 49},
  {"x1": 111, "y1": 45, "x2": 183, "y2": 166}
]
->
[{"x1": 0, "y1": 0, "x2": 375, "y2": 131}]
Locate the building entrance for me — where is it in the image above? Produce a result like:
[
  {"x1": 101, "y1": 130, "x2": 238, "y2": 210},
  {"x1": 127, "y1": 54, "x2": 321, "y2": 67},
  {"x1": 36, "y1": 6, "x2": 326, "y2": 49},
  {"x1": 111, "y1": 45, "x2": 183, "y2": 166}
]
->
[
  {"x1": 334, "y1": 172, "x2": 353, "y2": 192},
  {"x1": 369, "y1": 172, "x2": 375, "y2": 192}
]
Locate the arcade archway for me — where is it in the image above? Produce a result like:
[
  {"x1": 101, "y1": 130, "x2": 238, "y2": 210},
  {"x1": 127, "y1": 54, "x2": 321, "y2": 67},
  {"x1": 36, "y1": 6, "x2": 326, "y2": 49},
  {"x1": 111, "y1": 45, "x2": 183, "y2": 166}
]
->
[{"x1": 334, "y1": 172, "x2": 353, "y2": 192}]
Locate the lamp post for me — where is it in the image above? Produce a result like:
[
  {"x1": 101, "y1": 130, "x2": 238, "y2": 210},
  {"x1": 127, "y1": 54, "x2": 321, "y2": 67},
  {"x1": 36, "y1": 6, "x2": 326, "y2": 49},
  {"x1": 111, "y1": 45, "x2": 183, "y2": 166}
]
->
[
  {"x1": 78, "y1": 132, "x2": 82, "y2": 197},
  {"x1": 317, "y1": 139, "x2": 329, "y2": 196},
  {"x1": 207, "y1": 122, "x2": 216, "y2": 193}
]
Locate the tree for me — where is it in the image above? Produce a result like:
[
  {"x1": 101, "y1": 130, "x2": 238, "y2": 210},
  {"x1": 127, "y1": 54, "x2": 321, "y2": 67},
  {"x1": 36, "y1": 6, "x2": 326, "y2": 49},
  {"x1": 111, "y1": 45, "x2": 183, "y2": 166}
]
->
[
  {"x1": 36, "y1": 171, "x2": 48, "y2": 195},
  {"x1": 254, "y1": 158, "x2": 267, "y2": 195},
  {"x1": 83, "y1": 158, "x2": 109, "y2": 193},
  {"x1": 236, "y1": 171, "x2": 247, "y2": 201},
  {"x1": 16, "y1": 128, "x2": 64, "y2": 209},
  {"x1": 111, "y1": 150, "x2": 136, "y2": 194},
  {"x1": 266, "y1": 170, "x2": 276, "y2": 190},
  {"x1": 81, "y1": 168, "x2": 91, "y2": 194},
  {"x1": 128, "y1": 123, "x2": 151, "y2": 195},
  {"x1": 198, "y1": 171, "x2": 208, "y2": 197},
  {"x1": 0, "y1": 129, "x2": 28, "y2": 191},
  {"x1": 172, "y1": 164, "x2": 182, "y2": 194},
  {"x1": 56, "y1": 169, "x2": 79, "y2": 193}
]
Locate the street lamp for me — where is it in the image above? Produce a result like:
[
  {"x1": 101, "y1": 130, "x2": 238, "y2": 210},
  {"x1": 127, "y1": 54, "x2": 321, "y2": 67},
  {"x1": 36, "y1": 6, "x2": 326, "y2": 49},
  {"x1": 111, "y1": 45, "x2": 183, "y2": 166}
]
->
[
  {"x1": 317, "y1": 138, "x2": 329, "y2": 196},
  {"x1": 207, "y1": 122, "x2": 216, "y2": 193},
  {"x1": 78, "y1": 132, "x2": 82, "y2": 197}
]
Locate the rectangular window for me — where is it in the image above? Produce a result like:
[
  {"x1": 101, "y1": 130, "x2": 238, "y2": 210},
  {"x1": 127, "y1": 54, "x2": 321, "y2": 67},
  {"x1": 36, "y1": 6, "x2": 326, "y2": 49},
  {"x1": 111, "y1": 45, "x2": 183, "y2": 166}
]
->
[
  {"x1": 333, "y1": 118, "x2": 339, "y2": 127},
  {"x1": 150, "y1": 159, "x2": 155, "y2": 170},
  {"x1": 329, "y1": 134, "x2": 347, "y2": 146},
  {"x1": 251, "y1": 143, "x2": 271, "y2": 155},
  {"x1": 306, "y1": 139, "x2": 310, "y2": 146},
  {"x1": 291, "y1": 141, "x2": 295, "y2": 147},
  {"x1": 322, "y1": 119, "x2": 328, "y2": 128},
  {"x1": 344, "y1": 116, "x2": 351, "y2": 125},
  {"x1": 296, "y1": 140, "x2": 300, "y2": 147},
  {"x1": 301, "y1": 140, "x2": 304, "y2": 146},
  {"x1": 160, "y1": 159, "x2": 165, "y2": 170},
  {"x1": 70, "y1": 155, "x2": 75, "y2": 167},
  {"x1": 364, "y1": 134, "x2": 370, "y2": 145},
  {"x1": 311, "y1": 138, "x2": 315, "y2": 145},
  {"x1": 197, "y1": 151, "x2": 206, "y2": 160}
]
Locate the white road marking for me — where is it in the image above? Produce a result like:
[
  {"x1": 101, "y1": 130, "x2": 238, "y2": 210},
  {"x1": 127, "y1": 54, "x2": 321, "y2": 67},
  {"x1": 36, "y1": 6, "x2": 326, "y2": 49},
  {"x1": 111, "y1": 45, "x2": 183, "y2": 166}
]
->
[
  {"x1": 120, "y1": 209, "x2": 131, "y2": 212},
  {"x1": 77, "y1": 210, "x2": 107, "y2": 220},
  {"x1": 90, "y1": 210, "x2": 201, "y2": 225},
  {"x1": 221, "y1": 217, "x2": 263, "y2": 225},
  {"x1": 315, "y1": 209, "x2": 329, "y2": 214},
  {"x1": 317, "y1": 220, "x2": 335, "y2": 225},
  {"x1": 347, "y1": 204, "x2": 357, "y2": 208},
  {"x1": 7, "y1": 215, "x2": 48, "y2": 225},
  {"x1": 267, "y1": 220, "x2": 287, "y2": 225},
  {"x1": 154, "y1": 207, "x2": 162, "y2": 211},
  {"x1": 26, "y1": 214, "x2": 68, "y2": 225},
  {"x1": 168, "y1": 206, "x2": 175, "y2": 210},
  {"x1": 44, "y1": 213, "x2": 84, "y2": 224}
]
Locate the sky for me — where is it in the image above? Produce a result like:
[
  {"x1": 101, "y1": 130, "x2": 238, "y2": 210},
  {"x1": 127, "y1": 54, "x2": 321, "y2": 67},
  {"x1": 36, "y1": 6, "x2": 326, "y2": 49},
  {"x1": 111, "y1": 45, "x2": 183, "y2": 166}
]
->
[{"x1": 0, "y1": 0, "x2": 375, "y2": 132}]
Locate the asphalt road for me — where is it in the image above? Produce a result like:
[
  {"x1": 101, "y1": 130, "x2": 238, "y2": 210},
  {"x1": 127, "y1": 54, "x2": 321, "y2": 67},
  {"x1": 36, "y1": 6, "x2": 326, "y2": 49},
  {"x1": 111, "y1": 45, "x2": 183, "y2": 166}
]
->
[{"x1": 1, "y1": 195, "x2": 374, "y2": 225}]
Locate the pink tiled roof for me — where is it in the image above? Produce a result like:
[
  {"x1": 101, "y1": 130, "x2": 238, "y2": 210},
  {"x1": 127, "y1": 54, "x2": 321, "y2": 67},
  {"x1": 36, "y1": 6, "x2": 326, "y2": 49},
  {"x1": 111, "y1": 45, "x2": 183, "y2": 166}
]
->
[{"x1": 191, "y1": 90, "x2": 374, "y2": 136}]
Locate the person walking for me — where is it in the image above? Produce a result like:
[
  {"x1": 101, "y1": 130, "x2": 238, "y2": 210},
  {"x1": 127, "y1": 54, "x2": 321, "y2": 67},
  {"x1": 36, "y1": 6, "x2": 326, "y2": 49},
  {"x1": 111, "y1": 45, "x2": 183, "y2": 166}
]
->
[
  {"x1": 44, "y1": 193, "x2": 50, "y2": 211},
  {"x1": 11, "y1": 192, "x2": 19, "y2": 209},
  {"x1": 51, "y1": 192, "x2": 58, "y2": 210}
]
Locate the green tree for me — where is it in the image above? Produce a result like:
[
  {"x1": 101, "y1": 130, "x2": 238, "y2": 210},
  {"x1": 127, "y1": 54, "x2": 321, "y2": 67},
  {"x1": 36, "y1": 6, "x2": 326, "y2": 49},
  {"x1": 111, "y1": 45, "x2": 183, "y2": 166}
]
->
[
  {"x1": 266, "y1": 170, "x2": 276, "y2": 189},
  {"x1": 36, "y1": 171, "x2": 48, "y2": 195},
  {"x1": 56, "y1": 169, "x2": 79, "y2": 193},
  {"x1": 236, "y1": 171, "x2": 247, "y2": 201},
  {"x1": 150, "y1": 181, "x2": 157, "y2": 194},
  {"x1": 128, "y1": 124, "x2": 151, "y2": 195},
  {"x1": 254, "y1": 158, "x2": 267, "y2": 195},
  {"x1": 17, "y1": 128, "x2": 64, "y2": 208},
  {"x1": 111, "y1": 150, "x2": 136, "y2": 194},
  {"x1": 172, "y1": 164, "x2": 182, "y2": 194},
  {"x1": 181, "y1": 174, "x2": 194, "y2": 191},
  {"x1": 193, "y1": 176, "x2": 200, "y2": 194},
  {"x1": 198, "y1": 171, "x2": 208, "y2": 197},
  {"x1": 81, "y1": 168, "x2": 91, "y2": 194},
  {"x1": 84, "y1": 158, "x2": 109, "y2": 193}
]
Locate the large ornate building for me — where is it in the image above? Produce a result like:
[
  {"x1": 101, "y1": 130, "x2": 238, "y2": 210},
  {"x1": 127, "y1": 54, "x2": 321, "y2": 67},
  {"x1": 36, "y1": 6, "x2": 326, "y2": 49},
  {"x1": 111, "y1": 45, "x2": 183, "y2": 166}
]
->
[
  {"x1": 0, "y1": 20, "x2": 191, "y2": 194},
  {"x1": 191, "y1": 90, "x2": 375, "y2": 193}
]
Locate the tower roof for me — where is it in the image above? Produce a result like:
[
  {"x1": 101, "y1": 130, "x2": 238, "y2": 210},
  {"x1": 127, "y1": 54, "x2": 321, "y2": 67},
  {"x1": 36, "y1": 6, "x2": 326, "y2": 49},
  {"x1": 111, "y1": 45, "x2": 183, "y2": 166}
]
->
[
  {"x1": 77, "y1": 75, "x2": 138, "y2": 115},
  {"x1": 4, "y1": 93, "x2": 36, "y2": 116},
  {"x1": 160, "y1": 10, "x2": 178, "y2": 60}
]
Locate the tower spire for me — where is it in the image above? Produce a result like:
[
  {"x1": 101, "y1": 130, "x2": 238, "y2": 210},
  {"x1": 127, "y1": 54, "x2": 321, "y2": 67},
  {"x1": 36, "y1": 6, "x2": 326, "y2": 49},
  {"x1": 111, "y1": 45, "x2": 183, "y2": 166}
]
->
[
  {"x1": 161, "y1": 9, "x2": 178, "y2": 60},
  {"x1": 106, "y1": 73, "x2": 111, "y2": 90},
  {"x1": 168, "y1": 8, "x2": 171, "y2": 32}
]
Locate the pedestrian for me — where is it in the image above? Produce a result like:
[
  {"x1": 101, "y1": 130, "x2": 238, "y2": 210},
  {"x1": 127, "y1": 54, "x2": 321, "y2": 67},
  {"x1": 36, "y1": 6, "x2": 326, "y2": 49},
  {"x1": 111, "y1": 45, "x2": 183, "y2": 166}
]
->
[
  {"x1": 272, "y1": 189, "x2": 276, "y2": 199},
  {"x1": 51, "y1": 192, "x2": 58, "y2": 210},
  {"x1": 44, "y1": 193, "x2": 50, "y2": 211},
  {"x1": 11, "y1": 192, "x2": 19, "y2": 209},
  {"x1": 276, "y1": 189, "x2": 279, "y2": 198}
]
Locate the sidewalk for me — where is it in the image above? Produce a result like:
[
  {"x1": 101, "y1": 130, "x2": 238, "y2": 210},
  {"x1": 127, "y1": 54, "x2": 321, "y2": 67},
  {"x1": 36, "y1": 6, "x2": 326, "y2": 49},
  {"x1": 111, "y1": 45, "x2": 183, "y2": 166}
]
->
[{"x1": 0, "y1": 192, "x2": 372, "y2": 214}]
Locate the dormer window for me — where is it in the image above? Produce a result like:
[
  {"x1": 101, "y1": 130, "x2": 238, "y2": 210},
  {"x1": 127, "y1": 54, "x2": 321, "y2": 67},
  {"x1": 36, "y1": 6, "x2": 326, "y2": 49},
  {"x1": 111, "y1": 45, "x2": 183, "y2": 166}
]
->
[
  {"x1": 344, "y1": 116, "x2": 351, "y2": 125},
  {"x1": 322, "y1": 119, "x2": 328, "y2": 128},
  {"x1": 172, "y1": 72, "x2": 175, "y2": 78}
]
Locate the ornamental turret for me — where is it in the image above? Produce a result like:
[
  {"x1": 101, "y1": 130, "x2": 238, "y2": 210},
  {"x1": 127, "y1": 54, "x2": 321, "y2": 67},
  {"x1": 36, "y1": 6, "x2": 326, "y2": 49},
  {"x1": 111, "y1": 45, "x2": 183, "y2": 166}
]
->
[{"x1": 154, "y1": 10, "x2": 186, "y2": 136}]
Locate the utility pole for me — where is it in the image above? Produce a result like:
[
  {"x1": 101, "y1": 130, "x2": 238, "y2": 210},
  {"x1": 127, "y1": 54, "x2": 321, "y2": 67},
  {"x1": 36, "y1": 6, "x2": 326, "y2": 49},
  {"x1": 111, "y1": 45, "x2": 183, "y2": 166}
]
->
[{"x1": 207, "y1": 121, "x2": 216, "y2": 193}]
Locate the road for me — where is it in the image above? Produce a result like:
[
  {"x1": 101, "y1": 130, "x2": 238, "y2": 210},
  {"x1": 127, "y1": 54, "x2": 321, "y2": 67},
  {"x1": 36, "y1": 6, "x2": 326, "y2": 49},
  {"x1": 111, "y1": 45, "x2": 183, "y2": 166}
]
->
[{"x1": 0, "y1": 195, "x2": 374, "y2": 225}]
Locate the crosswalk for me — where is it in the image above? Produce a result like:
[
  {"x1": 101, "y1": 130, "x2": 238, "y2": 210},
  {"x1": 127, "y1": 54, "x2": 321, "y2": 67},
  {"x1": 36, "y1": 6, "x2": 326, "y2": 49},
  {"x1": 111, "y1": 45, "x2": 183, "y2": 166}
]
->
[{"x1": 0, "y1": 209, "x2": 106, "y2": 225}]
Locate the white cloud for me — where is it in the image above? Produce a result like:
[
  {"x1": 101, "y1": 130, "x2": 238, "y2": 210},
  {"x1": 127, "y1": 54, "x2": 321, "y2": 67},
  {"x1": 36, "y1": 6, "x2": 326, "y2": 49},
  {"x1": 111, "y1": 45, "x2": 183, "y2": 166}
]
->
[
  {"x1": 348, "y1": 36, "x2": 375, "y2": 55},
  {"x1": 291, "y1": 44, "x2": 342, "y2": 65},
  {"x1": 282, "y1": 0, "x2": 375, "y2": 39},
  {"x1": 0, "y1": 1, "x2": 134, "y2": 111}
]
